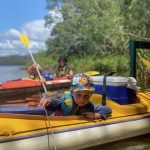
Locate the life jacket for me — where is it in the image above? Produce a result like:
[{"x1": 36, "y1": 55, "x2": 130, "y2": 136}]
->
[
  {"x1": 29, "y1": 75, "x2": 40, "y2": 80},
  {"x1": 60, "y1": 91, "x2": 74, "y2": 115},
  {"x1": 54, "y1": 91, "x2": 79, "y2": 116},
  {"x1": 56, "y1": 65, "x2": 70, "y2": 77}
]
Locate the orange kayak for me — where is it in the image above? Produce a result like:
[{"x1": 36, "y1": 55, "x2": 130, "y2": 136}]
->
[{"x1": 0, "y1": 78, "x2": 71, "y2": 98}]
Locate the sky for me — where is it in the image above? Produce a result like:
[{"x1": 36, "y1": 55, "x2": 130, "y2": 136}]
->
[{"x1": 0, "y1": 0, "x2": 62, "y2": 56}]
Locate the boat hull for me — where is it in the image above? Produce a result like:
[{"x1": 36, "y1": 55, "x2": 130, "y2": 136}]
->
[
  {"x1": 0, "y1": 79, "x2": 71, "y2": 98},
  {"x1": 0, "y1": 114, "x2": 150, "y2": 150},
  {"x1": 0, "y1": 91, "x2": 150, "y2": 149}
]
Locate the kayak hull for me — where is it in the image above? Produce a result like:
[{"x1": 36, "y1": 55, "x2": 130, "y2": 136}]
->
[
  {"x1": 0, "y1": 79, "x2": 71, "y2": 98},
  {"x1": 0, "y1": 91, "x2": 150, "y2": 149},
  {"x1": 0, "y1": 114, "x2": 150, "y2": 150}
]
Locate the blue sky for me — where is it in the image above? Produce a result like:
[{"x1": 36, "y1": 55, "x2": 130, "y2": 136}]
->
[
  {"x1": 0, "y1": 0, "x2": 62, "y2": 56},
  {"x1": 0, "y1": 0, "x2": 47, "y2": 32}
]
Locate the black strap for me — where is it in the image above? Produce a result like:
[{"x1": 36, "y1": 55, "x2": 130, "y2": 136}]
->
[
  {"x1": 102, "y1": 72, "x2": 116, "y2": 106},
  {"x1": 102, "y1": 75, "x2": 107, "y2": 106}
]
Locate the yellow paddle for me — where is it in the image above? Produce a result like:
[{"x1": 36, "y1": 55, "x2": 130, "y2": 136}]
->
[
  {"x1": 20, "y1": 34, "x2": 57, "y2": 150},
  {"x1": 20, "y1": 34, "x2": 48, "y2": 93},
  {"x1": 85, "y1": 71, "x2": 100, "y2": 76}
]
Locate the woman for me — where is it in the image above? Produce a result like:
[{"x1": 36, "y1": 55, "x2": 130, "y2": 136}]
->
[{"x1": 53, "y1": 56, "x2": 74, "y2": 79}]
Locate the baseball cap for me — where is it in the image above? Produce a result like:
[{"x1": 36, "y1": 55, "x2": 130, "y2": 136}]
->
[{"x1": 71, "y1": 73, "x2": 95, "y2": 92}]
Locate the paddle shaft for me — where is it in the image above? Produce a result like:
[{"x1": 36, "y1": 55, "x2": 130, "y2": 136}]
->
[
  {"x1": 20, "y1": 34, "x2": 56, "y2": 150},
  {"x1": 28, "y1": 47, "x2": 58, "y2": 150},
  {"x1": 28, "y1": 47, "x2": 48, "y2": 93}
]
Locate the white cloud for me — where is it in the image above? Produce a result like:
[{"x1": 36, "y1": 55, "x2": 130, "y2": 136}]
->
[
  {"x1": 0, "y1": 8, "x2": 63, "y2": 56},
  {"x1": 21, "y1": 20, "x2": 50, "y2": 41},
  {"x1": 4, "y1": 29, "x2": 21, "y2": 39},
  {"x1": 0, "y1": 20, "x2": 50, "y2": 56}
]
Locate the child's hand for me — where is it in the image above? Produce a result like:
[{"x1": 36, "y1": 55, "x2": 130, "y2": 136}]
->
[
  {"x1": 41, "y1": 76, "x2": 46, "y2": 83},
  {"x1": 33, "y1": 63, "x2": 40, "y2": 68},
  {"x1": 40, "y1": 97, "x2": 51, "y2": 108},
  {"x1": 82, "y1": 112, "x2": 101, "y2": 119},
  {"x1": 64, "y1": 74, "x2": 71, "y2": 79}
]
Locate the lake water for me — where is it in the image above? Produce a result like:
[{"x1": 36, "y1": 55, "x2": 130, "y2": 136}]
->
[
  {"x1": 0, "y1": 65, "x2": 150, "y2": 150},
  {"x1": 0, "y1": 65, "x2": 28, "y2": 82}
]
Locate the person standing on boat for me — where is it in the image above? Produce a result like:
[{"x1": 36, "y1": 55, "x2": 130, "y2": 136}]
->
[
  {"x1": 53, "y1": 56, "x2": 74, "y2": 79},
  {"x1": 40, "y1": 73, "x2": 112, "y2": 119}
]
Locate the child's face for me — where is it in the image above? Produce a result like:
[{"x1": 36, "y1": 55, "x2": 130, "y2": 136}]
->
[{"x1": 73, "y1": 90, "x2": 92, "y2": 107}]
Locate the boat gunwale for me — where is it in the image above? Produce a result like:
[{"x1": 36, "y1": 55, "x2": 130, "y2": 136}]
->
[{"x1": 0, "y1": 113, "x2": 150, "y2": 143}]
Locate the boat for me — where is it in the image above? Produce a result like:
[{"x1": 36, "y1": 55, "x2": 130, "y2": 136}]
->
[
  {"x1": 0, "y1": 70, "x2": 102, "y2": 99},
  {"x1": 0, "y1": 87, "x2": 150, "y2": 149},
  {"x1": 0, "y1": 78, "x2": 71, "y2": 98}
]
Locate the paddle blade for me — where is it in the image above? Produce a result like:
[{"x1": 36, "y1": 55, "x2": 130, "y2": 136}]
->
[
  {"x1": 20, "y1": 34, "x2": 29, "y2": 48},
  {"x1": 141, "y1": 58, "x2": 150, "y2": 69}
]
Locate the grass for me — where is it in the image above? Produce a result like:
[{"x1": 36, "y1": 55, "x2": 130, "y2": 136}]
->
[{"x1": 26, "y1": 52, "x2": 130, "y2": 76}]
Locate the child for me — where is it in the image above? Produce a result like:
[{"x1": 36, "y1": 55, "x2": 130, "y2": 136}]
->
[
  {"x1": 40, "y1": 73, "x2": 112, "y2": 119},
  {"x1": 27, "y1": 64, "x2": 43, "y2": 80}
]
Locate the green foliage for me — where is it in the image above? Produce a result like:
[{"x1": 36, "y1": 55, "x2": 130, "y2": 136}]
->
[
  {"x1": 43, "y1": 0, "x2": 150, "y2": 75},
  {"x1": 45, "y1": 0, "x2": 150, "y2": 54},
  {"x1": 25, "y1": 51, "x2": 58, "y2": 71},
  {"x1": 120, "y1": 0, "x2": 150, "y2": 40},
  {"x1": 30, "y1": 53, "x2": 129, "y2": 77},
  {"x1": 45, "y1": 0, "x2": 127, "y2": 58}
]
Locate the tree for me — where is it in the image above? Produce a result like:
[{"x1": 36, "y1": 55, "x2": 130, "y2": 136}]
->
[
  {"x1": 45, "y1": 0, "x2": 150, "y2": 60},
  {"x1": 45, "y1": 0, "x2": 127, "y2": 58}
]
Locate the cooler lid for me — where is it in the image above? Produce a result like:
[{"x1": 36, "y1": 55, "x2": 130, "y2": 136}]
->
[{"x1": 91, "y1": 75, "x2": 137, "y2": 86}]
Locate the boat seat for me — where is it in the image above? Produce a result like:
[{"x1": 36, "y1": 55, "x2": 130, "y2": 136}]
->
[{"x1": 90, "y1": 94, "x2": 149, "y2": 116}]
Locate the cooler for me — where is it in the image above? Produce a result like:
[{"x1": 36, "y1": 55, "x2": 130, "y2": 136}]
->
[
  {"x1": 41, "y1": 72, "x2": 53, "y2": 81},
  {"x1": 91, "y1": 75, "x2": 138, "y2": 104}
]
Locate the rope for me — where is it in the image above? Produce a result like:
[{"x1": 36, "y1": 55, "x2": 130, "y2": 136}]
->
[{"x1": 39, "y1": 94, "x2": 57, "y2": 150}]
